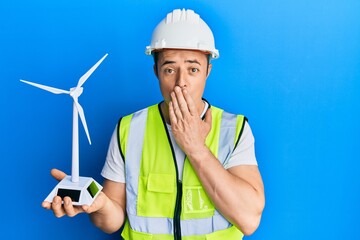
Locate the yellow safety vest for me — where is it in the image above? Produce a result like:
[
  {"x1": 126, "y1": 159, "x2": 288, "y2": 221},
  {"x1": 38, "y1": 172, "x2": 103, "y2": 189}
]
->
[{"x1": 118, "y1": 102, "x2": 246, "y2": 240}]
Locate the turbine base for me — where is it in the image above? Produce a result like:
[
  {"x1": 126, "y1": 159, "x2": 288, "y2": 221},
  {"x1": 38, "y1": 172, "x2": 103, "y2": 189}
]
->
[{"x1": 44, "y1": 175, "x2": 102, "y2": 206}]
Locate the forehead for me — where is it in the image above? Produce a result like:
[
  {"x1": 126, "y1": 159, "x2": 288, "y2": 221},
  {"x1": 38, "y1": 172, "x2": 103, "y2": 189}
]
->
[{"x1": 157, "y1": 49, "x2": 208, "y2": 63}]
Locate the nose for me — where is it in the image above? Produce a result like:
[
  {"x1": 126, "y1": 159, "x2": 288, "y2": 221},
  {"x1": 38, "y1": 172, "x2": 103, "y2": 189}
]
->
[{"x1": 176, "y1": 70, "x2": 187, "y2": 88}]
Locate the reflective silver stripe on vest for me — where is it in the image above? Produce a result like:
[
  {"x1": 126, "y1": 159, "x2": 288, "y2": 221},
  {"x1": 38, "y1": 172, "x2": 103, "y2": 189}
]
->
[
  {"x1": 218, "y1": 111, "x2": 237, "y2": 165},
  {"x1": 127, "y1": 210, "x2": 231, "y2": 235},
  {"x1": 181, "y1": 211, "x2": 232, "y2": 236},
  {"x1": 124, "y1": 107, "x2": 239, "y2": 236},
  {"x1": 125, "y1": 108, "x2": 148, "y2": 216}
]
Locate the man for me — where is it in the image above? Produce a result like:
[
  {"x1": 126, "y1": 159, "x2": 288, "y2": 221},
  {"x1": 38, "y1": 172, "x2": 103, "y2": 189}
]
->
[{"x1": 43, "y1": 9, "x2": 265, "y2": 239}]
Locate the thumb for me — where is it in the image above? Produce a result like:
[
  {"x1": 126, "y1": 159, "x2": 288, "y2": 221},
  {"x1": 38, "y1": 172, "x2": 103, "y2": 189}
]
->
[
  {"x1": 50, "y1": 168, "x2": 67, "y2": 181},
  {"x1": 82, "y1": 191, "x2": 107, "y2": 214}
]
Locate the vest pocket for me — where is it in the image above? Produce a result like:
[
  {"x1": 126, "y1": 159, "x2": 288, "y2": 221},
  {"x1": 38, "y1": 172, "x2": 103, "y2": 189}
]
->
[
  {"x1": 137, "y1": 173, "x2": 176, "y2": 217},
  {"x1": 183, "y1": 186, "x2": 215, "y2": 219},
  {"x1": 147, "y1": 173, "x2": 174, "y2": 193}
]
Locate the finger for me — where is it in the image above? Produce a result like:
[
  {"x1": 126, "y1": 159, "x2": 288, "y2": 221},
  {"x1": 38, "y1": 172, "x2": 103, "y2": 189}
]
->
[
  {"x1": 52, "y1": 196, "x2": 66, "y2": 218},
  {"x1": 168, "y1": 101, "x2": 178, "y2": 125},
  {"x1": 202, "y1": 108, "x2": 212, "y2": 138},
  {"x1": 63, "y1": 196, "x2": 84, "y2": 217},
  {"x1": 174, "y1": 86, "x2": 190, "y2": 116},
  {"x1": 182, "y1": 88, "x2": 197, "y2": 116},
  {"x1": 50, "y1": 168, "x2": 67, "y2": 181},
  {"x1": 42, "y1": 201, "x2": 51, "y2": 210},
  {"x1": 171, "y1": 91, "x2": 183, "y2": 119}
]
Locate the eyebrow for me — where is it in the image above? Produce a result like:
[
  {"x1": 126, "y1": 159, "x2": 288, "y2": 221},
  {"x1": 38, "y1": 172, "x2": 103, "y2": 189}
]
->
[
  {"x1": 185, "y1": 59, "x2": 201, "y2": 65},
  {"x1": 160, "y1": 59, "x2": 201, "y2": 68},
  {"x1": 160, "y1": 60, "x2": 176, "y2": 67}
]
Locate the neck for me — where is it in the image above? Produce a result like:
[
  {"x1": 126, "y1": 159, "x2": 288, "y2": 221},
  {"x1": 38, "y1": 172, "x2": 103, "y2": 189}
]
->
[{"x1": 160, "y1": 102, "x2": 170, "y2": 124}]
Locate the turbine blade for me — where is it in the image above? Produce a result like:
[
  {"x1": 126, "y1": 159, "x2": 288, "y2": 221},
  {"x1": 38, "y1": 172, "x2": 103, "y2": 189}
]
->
[
  {"x1": 77, "y1": 53, "x2": 108, "y2": 88},
  {"x1": 74, "y1": 100, "x2": 92, "y2": 145},
  {"x1": 20, "y1": 79, "x2": 69, "y2": 94}
]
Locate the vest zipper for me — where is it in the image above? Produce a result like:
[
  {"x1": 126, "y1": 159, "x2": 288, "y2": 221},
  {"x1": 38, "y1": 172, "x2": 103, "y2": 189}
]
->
[
  {"x1": 174, "y1": 179, "x2": 182, "y2": 240},
  {"x1": 158, "y1": 103, "x2": 183, "y2": 239}
]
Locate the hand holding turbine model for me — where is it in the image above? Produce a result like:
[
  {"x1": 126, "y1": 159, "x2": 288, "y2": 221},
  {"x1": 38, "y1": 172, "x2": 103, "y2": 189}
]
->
[{"x1": 20, "y1": 53, "x2": 108, "y2": 205}]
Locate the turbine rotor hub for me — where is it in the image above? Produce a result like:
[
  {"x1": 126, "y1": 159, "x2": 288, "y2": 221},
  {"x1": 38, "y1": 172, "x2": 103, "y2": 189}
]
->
[{"x1": 70, "y1": 87, "x2": 83, "y2": 98}]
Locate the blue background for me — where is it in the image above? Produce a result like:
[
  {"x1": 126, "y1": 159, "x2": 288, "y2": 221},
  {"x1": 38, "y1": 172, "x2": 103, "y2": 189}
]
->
[{"x1": 1, "y1": 0, "x2": 359, "y2": 239}]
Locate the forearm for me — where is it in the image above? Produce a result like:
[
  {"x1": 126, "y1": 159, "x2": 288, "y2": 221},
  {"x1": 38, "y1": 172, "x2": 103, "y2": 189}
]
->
[
  {"x1": 89, "y1": 195, "x2": 125, "y2": 234},
  {"x1": 187, "y1": 146, "x2": 265, "y2": 235}
]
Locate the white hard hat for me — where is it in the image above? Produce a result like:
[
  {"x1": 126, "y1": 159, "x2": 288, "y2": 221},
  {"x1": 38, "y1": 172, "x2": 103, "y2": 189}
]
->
[{"x1": 145, "y1": 9, "x2": 219, "y2": 59}]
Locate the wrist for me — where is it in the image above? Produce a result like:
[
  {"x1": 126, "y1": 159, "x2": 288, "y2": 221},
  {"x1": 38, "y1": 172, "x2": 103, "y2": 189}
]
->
[{"x1": 186, "y1": 145, "x2": 211, "y2": 164}]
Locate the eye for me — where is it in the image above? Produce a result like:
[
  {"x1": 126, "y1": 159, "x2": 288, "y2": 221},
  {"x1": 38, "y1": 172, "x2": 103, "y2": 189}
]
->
[
  {"x1": 191, "y1": 68, "x2": 199, "y2": 73},
  {"x1": 164, "y1": 68, "x2": 175, "y2": 74}
]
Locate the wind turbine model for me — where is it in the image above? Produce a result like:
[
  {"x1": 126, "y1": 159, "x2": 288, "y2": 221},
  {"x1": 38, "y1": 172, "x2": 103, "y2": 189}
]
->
[{"x1": 20, "y1": 53, "x2": 108, "y2": 205}]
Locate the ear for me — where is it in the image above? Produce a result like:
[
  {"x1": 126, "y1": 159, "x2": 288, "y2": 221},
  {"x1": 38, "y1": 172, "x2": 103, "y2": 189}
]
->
[
  {"x1": 206, "y1": 63, "x2": 212, "y2": 78},
  {"x1": 153, "y1": 64, "x2": 159, "y2": 79}
]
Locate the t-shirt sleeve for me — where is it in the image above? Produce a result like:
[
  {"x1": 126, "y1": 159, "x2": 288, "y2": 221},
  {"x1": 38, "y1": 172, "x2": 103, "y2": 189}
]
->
[
  {"x1": 101, "y1": 124, "x2": 126, "y2": 183},
  {"x1": 224, "y1": 121, "x2": 258, "y2": 169}
]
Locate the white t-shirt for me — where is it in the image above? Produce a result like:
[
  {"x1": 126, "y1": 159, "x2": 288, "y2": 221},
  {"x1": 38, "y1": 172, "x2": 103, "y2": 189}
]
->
[{"x1": 101, "y1": 105, "x2": 258, "y2": 183}]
